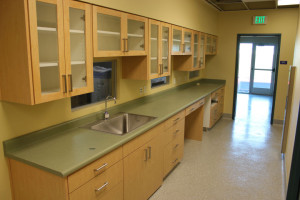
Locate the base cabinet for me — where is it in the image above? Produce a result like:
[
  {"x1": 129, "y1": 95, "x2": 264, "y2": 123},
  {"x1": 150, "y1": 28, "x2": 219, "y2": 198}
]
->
[{"x1": 209, "y1": 86, "x2": 225, "y2": 128}]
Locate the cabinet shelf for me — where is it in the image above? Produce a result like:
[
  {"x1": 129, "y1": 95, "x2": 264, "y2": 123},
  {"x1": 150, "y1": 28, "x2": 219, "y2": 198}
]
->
[
  {"x1": 151, "y1": 57, "x2": 158, "y2": 60},
  {"x1": 162, "y1": 39, "x2": 168, "y2": 42},
  {"x1": 128, "y1": 33, "x2": 143, "y2": 38},
  {"x1": 173, "y1": 39, "x2": 181, "y2": 42},
  {"x1": 71, "y1": 61, "x2": 85, "y2": 65},
  {"x1": 162, "y1": 57, "x2": 168, "y2": 60},
  {"x1": 70, "y1": 29, "x2": 84, "y2": 34},
  {"x1": 184, "y1": 41, "x2": 191, "y2": 43},
  {"x1": 97, "y1": 30, "x2": 120, "y2": 36},
  {"x1": 37, "y1": 27, "x2": 57, "y2": 32},
  {"x1": 39, "y1": 62, "x2": 58, "y2": 67},
  {"x1": 151, "y1": 38, "x2": 158, "y2": 41}
]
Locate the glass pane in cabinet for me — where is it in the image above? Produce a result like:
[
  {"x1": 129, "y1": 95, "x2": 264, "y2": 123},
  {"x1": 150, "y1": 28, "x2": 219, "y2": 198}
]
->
[
  {"x1": 212, "y1": 37, "x2": 217, "y2": 53},
  {"x1": 162, "y1": 26, "x2": 169, "y2": 73},
  {"x1": 206, "y1": 36, "x2": 211, "y2": 54},
  {"x1": 172, "y1": 28, "x2": 181, "y2": 52},
  {"x1": 127, "y1": 19, "x2": 145, "y2": 51},
  {"x1": 150, "y1": 24, "x2": 159, "y2": 75},
  {"x1": 69, "y1": 8, "x2": 86, "y2": 89},
  {"x1": 36, "y1": 2, "x2": 60, "y2": 94},
  {"x1": 193, "y1": 33, "x2": 199, "y2": 68},
  {"x1": 97, "y1": 13, "x2": 121, "y2": 51},
  {"x1": 184, "y1": 31, "x2": 192, "y2": 53},
  {"x1": 200, "y1": 35, "x2": 205, "y2": 67}
]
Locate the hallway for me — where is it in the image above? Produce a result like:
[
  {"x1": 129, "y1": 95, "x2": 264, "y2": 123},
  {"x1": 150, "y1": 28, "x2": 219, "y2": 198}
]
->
[{"x1": 150, "y1": 94, "x2": 285, "y2": 200}]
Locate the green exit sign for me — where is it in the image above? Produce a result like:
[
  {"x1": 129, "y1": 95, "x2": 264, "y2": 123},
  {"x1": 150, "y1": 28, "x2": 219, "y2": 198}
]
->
[{"x1": 253, "y1": 16, "x2": 267, "y2": 25}]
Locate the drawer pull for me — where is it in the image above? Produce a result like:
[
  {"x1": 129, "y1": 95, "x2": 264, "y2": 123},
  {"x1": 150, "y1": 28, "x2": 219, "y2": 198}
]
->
[
  {"x1": 94, "y1": 163, "x2": 108, "y2": 172},
  {"x1": 199, "y1": 101, "x2": 204, "y2": 106},
  {"x1": 95, "y1": 182, "x2": 108, "y2": 192},
  {"x1": 173, "y1": 158, "x2": 178, "y2": 164},
  {"x1": 174, "y1": 144, "x2": 179, "y2": 149},
  {"x1": 173, "y1": 117, "x2": 180, "y2": 124},
  {"x1": 174, "y1": 129, "x2": 180, "y2": 134},
  {"x1": 190, "y1": 107, "x2": 195, "y2": 112},
  {"x1": 144, "y1": 149, "x2": 148, "y2": 161},
  {"x1": 148, "y1": 146, "x2": 152, "y2": 159}
]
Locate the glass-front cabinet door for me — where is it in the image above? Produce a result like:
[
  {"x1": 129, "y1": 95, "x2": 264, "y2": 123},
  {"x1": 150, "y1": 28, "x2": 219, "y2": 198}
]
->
[
  {"x1": 206, "y1": 34, "x2": 212, "y2": 55},
  {"x1": 183, "y1": 28, "x2": 192, "y2": 55},
  {"x1": 199, "y1": 33, "x2": 206, "y2": 69},
  {"x1": 149, "y1": 20, "x2": 159, "y2": 79},
  {"x1": 93, "y1": 6, "x2": 123, "y2": 57},
  {"x1": 193, "y1": 31, "x2": 200, "y2": 69},
  {"x1": 172, "y1": 25, "x2": 182, "y2": 55},
  {"x1": 160, "y1": 23, "x2": 171, "y2": 77},
  {"x1": 126, "y1": 14, "x2": 148, "y2": 56},
  {"x1": 64, "y1": 0, "x2": 93, "y2": 96},
  {"x1": 29, "y1": 0, "x2": 66, "y2": 103},
  {"x1": 212, "y1": 36, "x2": 217, "y2": 54}
]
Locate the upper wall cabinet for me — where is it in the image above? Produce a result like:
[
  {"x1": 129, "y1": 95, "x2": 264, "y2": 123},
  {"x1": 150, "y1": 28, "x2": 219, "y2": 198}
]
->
[
  {"x1": 93, "y1": 6, "x2": 148, "y2": 57},
  {"x1": 205, "y1": 34, "x2": 217, "y2": 55},
  {"x1": 0, "y1": 0, "x2": 93, "y2": 105},
  {"x1": 171, "y1": 26, "x2": 192, "y2": 55},
  {"x1": 149, "y1": 20, "x2": 171, "y2": 79}
]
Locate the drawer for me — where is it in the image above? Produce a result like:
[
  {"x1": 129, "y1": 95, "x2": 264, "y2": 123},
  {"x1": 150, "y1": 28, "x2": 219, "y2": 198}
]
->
[
  {"x1": 163, "y1": 134, "x2": 184, "y2": 177},
  {"x1": 69, "y1": 160, "x2": 123, "y2": 200},
  {"x1": 164, "y1": 110, "x2": 185, "y2": 129},
  {"x1": 123, "y1": 122, "x2": 164, "y2": 157},
  {"x1": 164, "y1": 119, "x2": 185, "y2": 146},
  {"x1": 68, "y1": 147, "x2": 123, "y2": 193},
  {"x1": 185, "y1": 99, "x2": 205, "y2": 116}
]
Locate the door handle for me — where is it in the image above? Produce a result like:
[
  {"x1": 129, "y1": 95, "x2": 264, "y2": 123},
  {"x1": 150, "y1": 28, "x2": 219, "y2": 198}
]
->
[
  {"x1": 62, "y1": 75, "x2": 67, "y2": 93},
  {"x1": 68, "y1": 74, "x2": 73, "y2": 92},
  {"x1": 144, "y1": 149, "x2": 148, "y2": 161},
  {"x1": 148, "y1": 146, "x2": 151, "y2": 159}
]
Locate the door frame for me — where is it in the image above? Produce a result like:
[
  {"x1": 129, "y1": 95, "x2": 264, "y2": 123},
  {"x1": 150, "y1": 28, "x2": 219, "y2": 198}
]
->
[
  {"x1": 232, "y1": 34, "x2": 281, "y2": 124},
  {"x1": 286, "y1": 103, "x2": 300, "y2": 200}
]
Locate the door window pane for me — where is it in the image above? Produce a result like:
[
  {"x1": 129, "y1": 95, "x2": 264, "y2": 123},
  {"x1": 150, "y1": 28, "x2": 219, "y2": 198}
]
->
[
  {"x1": 255, "y1": 46, "x2": 274, "y2": 70},
  {"x1": 150, "y1": 24, "x2": 158, "y2": 75},
  {"x1": 127, "y1": 19, "x2": 145, "y2": 51},
  {"x1": 253, "y1": 70, "x2": 272, "y2": 89},
  {"x1": 36, "y1": 1, "x2": 60, "y2": 94},
  {"x1": 238, "y1": 43, "x2": 253, "y2": 93},
  {"x1": 97, "y1": 13, "x2": 121, "y2": 51}
]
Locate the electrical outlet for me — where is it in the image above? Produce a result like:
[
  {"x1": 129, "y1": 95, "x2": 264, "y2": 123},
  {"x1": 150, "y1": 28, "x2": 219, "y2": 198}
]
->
[{"x1": 139, "y1": 87, "x2": 143, "y2": 94}]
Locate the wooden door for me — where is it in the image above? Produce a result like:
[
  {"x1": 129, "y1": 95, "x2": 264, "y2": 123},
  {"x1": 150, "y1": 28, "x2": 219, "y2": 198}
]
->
[
  {"x1": 28, "y1": 0, "x2": 66, "y2": 104},
  {"x1": 171, "y1": 25, "x2": 183, "y2": 55},
  {"x1": 93, "y1": 6, "x2": 125, "y2": 57},
  {"x1": 63, "y1": 0, "x2": 93, "y2": 97},
  {"x1": 125, "y1": 14, "x2": 148, "y2": 56}
]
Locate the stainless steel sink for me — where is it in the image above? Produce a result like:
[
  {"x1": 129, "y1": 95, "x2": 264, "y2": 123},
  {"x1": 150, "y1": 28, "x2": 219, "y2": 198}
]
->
[{"x1": 84, "y1": 113, "x2": 156, "y2": 135}]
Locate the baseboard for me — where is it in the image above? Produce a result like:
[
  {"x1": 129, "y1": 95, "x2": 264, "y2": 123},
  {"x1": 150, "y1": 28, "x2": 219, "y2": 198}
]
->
[{"x1": 222, "y1": 113, "x2": 232, "y2": 119}]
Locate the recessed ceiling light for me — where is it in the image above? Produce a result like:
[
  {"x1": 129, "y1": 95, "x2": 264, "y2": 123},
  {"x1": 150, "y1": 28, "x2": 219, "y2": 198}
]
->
[{"x1": 278, "y1": 0, "x2": 300, "y2": 6}]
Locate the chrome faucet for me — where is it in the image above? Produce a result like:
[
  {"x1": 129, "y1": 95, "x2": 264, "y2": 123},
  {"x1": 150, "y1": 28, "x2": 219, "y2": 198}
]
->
[{"x1": 104, "y1": 96, "x2": 116, "y2": 120}]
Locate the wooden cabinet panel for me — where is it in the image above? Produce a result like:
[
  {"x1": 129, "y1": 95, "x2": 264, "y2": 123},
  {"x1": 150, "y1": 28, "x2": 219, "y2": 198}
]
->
[
  {"x1": 124, "y1": 135, "x2": 163, "y2": 200},
  {"x1": 164, "y1": 119, "x2": 185, "y2": 147},
  {"x1": 69, "y1": 160, "x2": 123, "y2": 200},
  {"x1": 164, "y1": 110, "x2": 185, "y2": 130},
  {"x1": 68, "y1": 147, "x2": 123, "y2": 193},
  {"x1": 209, "y1": 87, "x2": 225, "y2": 128}
]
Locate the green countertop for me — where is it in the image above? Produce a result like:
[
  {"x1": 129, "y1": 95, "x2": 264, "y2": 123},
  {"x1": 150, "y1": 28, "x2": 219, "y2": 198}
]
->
[{"x1": 3, "y1": 79, "x2": 225, "y2": 177}]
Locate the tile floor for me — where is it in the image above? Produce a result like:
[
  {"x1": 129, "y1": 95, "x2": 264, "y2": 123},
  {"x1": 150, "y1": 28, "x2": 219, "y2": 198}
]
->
[{"x1": 150, "y1": 94, "x2": 285, "y2": 200}]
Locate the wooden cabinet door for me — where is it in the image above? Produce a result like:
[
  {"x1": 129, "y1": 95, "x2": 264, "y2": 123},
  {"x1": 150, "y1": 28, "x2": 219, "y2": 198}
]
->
[
  {"x1": 125, "y1": 14, "x2": 148, "y2": 56},
  {"x1": 199, "y1": 32, "x2": 206, "y2": 69},
  {"x1": 149, "y1": 20, "x2": 160, "y2": 79},
  {"x1": 182, "y1": 28, "x2": 192, "y2": 55},
  {"x1": 93, "y1": 6, "x2": 125, "y2": 57},
  {"x1": 192, "y1": 31, "x2": 200, "y2": 70},
  {"x1": 160, "y1": 22, "x2": 171, "y2": 77},
  {"x1": 63, "y1": 0, "x2": 93, "y2": 97},
  {"x1": 124, "y1": 136, "x2": 163, "y2": 200},
  {"x1": 28, "y1": 0, "x2": 66, "y2": 104},
  {"x1": 171, "y1": 25, "x2": 183, "y2": 55},
  {"x1": 205, "y1": 34, "x2": 212, "y2": 55},
  {"x1": 212, "y1": 36, "x2": 218, "y2": 55}
]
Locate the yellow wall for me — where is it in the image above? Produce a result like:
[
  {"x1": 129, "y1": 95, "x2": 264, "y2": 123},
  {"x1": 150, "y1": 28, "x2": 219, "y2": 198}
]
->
[
  {"x1": 204, "y1": 9, "x2": 298, "y2": 120},
  {"x1": 285, "y1": 8, "x2": 300, "y2": 188},
  {"x1": 0, "y1": 1, "x2": 218, "y2": 199}
]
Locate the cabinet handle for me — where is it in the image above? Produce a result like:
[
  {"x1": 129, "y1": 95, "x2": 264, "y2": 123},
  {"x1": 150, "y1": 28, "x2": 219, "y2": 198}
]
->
[
  {"x1": 173, "y1": 117, "x2": 180, "y2": 124},
  {"x1": 182, "y1": 44, "x2": 185, "y2": 53},
  {"x1": 144, "y1": 149, "x2": 148, "y2": 161},
  {"x1": 172, "y1": 158, "x2": 178, "y2": 164},
  {"x1": 126, "y1": 38, "x2": 129, "y2": 52},
  {"x1": 123, "y1": 38, "x2": 126, "y2": 52},
  {"x1": 190, "y1": 107, "x2": 195, "y2": 112},
  {"x1": 62, "y1": 75, "x2": 67, "y2": 93},
  {"x1": 95, "y1": 182, "x2": 108, "y2": 192},
  {"x1": 174, "y1": 144, "x2": 179, "y2": 149},
  {"x1": 94, "y1": 163, "x2": 108, "y2": 173},
  {"x1": 174, "y1": 129, "x2": 180, "y2": 134},
  {"x1": 148, "y1": 146, "x2": 151, "y2": 159},
  {"x1": 160, "y1": 64, "x2": 163, "y2": 75},
  {"x1": 68, "y1": 74, "x2": 73, "y2": 92}
]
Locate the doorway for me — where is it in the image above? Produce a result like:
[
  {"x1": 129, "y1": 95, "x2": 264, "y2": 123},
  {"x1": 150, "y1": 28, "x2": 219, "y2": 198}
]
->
[{"x1": 232, "y1": 34, "x2": 281, "y2": 124}]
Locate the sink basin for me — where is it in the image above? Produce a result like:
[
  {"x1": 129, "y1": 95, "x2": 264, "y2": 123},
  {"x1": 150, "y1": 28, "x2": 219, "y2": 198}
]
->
[{"x1": 85, "y1": 113, "x2": 156, "y2": 135}]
